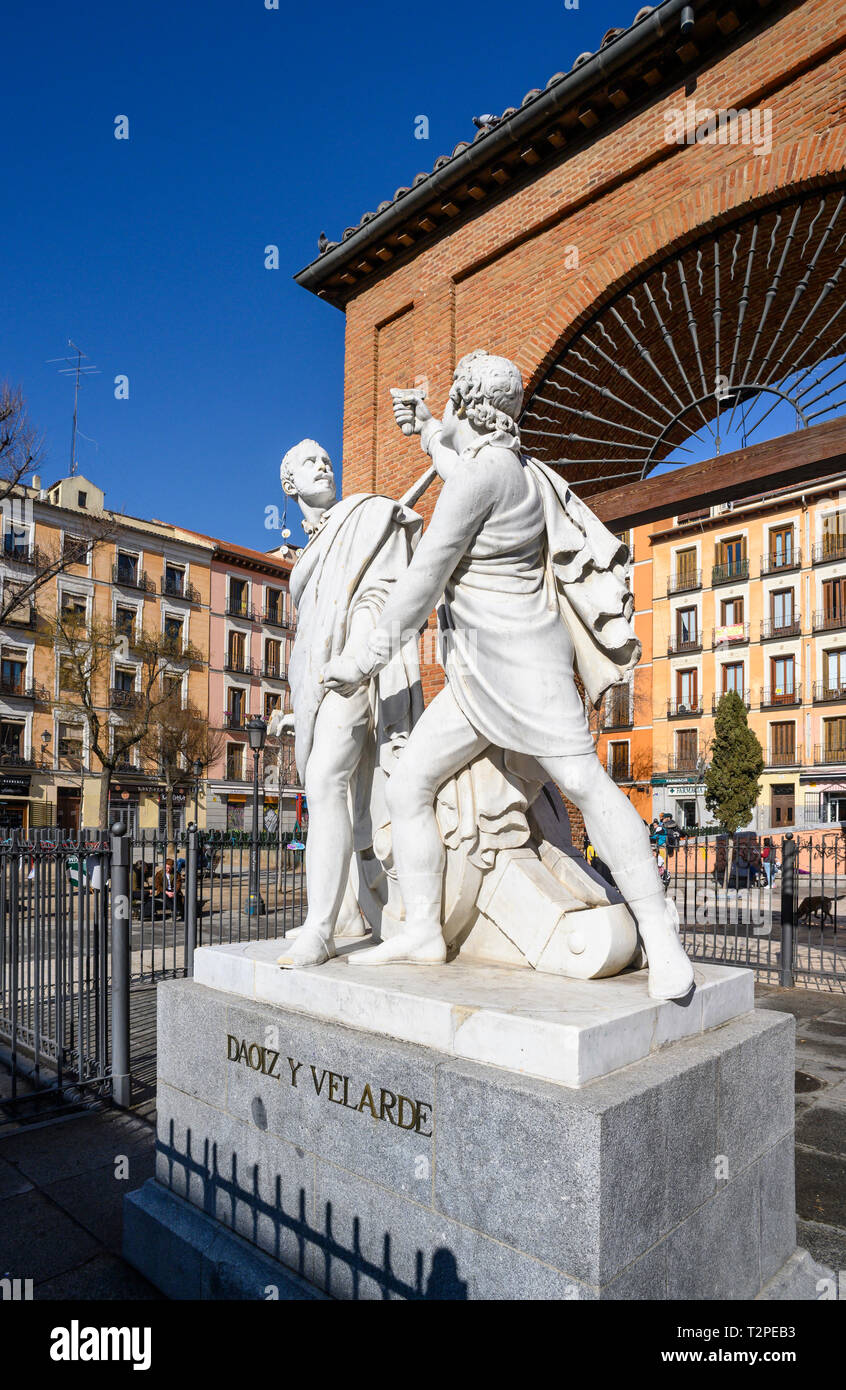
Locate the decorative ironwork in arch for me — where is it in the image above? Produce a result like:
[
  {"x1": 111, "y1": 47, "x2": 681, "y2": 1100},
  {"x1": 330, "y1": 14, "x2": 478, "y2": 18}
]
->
[{"x1": 520, "y1": 185, "x2": 846, "y2": 489}]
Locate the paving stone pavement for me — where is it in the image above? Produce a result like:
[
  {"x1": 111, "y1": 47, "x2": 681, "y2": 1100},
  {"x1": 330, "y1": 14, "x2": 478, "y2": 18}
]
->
[{"x1": 0, "y1": 979, "x2": 843, "y2": 1300}]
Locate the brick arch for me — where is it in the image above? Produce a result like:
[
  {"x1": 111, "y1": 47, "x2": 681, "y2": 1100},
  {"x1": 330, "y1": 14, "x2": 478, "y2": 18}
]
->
[{"x1": 517, "y1": 129, "x2": 846, "y2": 403}]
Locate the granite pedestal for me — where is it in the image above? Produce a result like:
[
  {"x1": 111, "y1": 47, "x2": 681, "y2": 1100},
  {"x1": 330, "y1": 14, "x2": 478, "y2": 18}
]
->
[{"x1": 124, "y1": 937, "x2": 803, "y2": 1300}]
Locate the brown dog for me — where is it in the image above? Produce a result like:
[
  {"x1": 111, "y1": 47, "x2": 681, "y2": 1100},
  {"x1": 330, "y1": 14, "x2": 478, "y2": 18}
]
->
[{"x1": 796, "y1": 895, "x2": 834, "y2": 925}]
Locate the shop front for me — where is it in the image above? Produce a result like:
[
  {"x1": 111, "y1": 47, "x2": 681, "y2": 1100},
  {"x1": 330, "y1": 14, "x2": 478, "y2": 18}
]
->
[{"x1": 0, "y1": 770, "x2": 32, "y2": 834}]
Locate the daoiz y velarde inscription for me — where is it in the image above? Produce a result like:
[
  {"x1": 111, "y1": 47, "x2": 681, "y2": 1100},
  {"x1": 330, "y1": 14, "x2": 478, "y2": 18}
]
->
[{"x1": 226, "y1": 1034, "x2": 433, "y2": 1136}]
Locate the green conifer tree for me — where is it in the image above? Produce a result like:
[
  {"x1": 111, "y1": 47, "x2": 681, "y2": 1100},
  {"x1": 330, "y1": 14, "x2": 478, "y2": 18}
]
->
[{"x1": 704, "y1": 690, "x2": 764, "y2": 833}]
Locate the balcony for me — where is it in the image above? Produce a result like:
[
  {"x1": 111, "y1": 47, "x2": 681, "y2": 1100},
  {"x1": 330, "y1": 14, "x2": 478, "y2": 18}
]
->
[
  {"x1": 760, "y1": 616, "x2": 801, "y2": 640},
  {"x1": 1, "y1": 542, "x2": 50, "y2": 571},
  {"x1": 161, "y1": 576, "x2": 202, "y2": 604},
  {"x1": 761, "y1": 549, "x2": 800, "y2": 576},
  {"x1": 667, "y1": 756, "x2": 703, "y2": 776},
  {"x1": 712, "y1": 559, "x2": 749, "y2": 587},
  {"x1": 667, "y1": 569, "x2": 701, "y2": 596},
  {"x1": 263, "y1": 607, "x2": 294, "y2": 631},
  {"x1": 712, "y1": 690, "x2": 751, "y2": 712},
  {"x1": 226, "y1": 599, "x2": 258, "y2": 622},
  {"x1": 760, "y1": 685, "x2": 801, "y2": 709},
  {"x1": 813, "y1": 611, "x2": 846, "y2": 635},
  {"x1": 0, "y1": 678, "x2": 48, "y2": 702},
  {"x1": 815, "y1": 745, "x2": 846, "y2": 766},
  {"x1": 767, "y1": 747, "x2": 801, "y2": 768},
  {"x1": 262, "y1": 664, "x2": 288, "y2": 682},
  {"x1": 110, "y1": 687, "x2": 141, "y2": 710},
  {"x1": 223, "y1": 710, "x2": 247, "y2": 730},
  {"x1": 813, "y1": 538, "x2": 846, "y2": 566},
  {"x1": 0, "y1": 750, "x2": 39, "y2": 769},
  {"x1": 112, "y1": 563, "x2": 154, "y2": 594},
  {"x1": 609, "y1": 761, "x2": 631, "y2": 784},
  {"x1": 668, "y1": 633, "x2": 701, "y2": 656},
  {"x1": 667, "y1": 699, "x2": 703, "y2": 718},
  {"x1": 224, "y1": 657, "x2": 258, "y2": 677},
  {"x1": 814, "y1": 682, "x2": 846, "y2": 704},
  {"x1": 712, "y1": 622, "x2": 750, "y2": 647}
]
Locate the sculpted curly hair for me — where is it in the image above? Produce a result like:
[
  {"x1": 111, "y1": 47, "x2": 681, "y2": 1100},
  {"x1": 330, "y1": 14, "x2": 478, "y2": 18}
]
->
[
  {"x1": 449, "y1": 350, "x2": 524, "y2": 437},
  {"x1": 280, "y1": 438, "x2": 324, "y2": 492}
]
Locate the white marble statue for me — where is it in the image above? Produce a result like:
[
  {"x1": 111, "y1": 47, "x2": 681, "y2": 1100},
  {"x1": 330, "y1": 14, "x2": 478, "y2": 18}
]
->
[
  {"x1": 322, "y1": 351, "x2": 695, "y2": 1001},
  {"x1": 269, "y1": 440, "x2": 423, "y2": 967}
]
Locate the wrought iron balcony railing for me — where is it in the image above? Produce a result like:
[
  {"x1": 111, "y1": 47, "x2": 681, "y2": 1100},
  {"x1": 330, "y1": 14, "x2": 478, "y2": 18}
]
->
[
  {"x1": 712, "y1": 559, "x2": 750, "y2": 586},
  {"x1": 0, "y1": 751, "x2": 39, "y2": 769},
  {"x1": 603, "y1": 695, "x2": 634, "y2": 729},
  {"x1": 224, "y1": 710, "x2": 247, "y2": 730},
  {"x1": 813, "y1": 538, "x2": 846, "y2": 565},
  {"x1": 0, "y1": 678, "x2": 48, "y2": 702},
  {"x1": 668, "y1": 633, "x2": 701, "y2": 655},
  {"x1": 4, "y1": 603, "x2": 37, "y2": 629},
  {"x1": 712, "y1": 622, "x2": 750, "y2": 647},
  {"x1": 712, "y1": 690, "x2": 751, "y2": 712},
  {"x1": 815, "y1": 744, "x2": 846, "y2": 765},
  {"x1": 760, "y1": 685, "x2": 801, "y2": 708},
  {"x1": 224, "y1": 657, "x2": 259, "y2": 677},
  {"x1": 112, "y1": 563, "x2": 155, "y2": 593},
  {"x1": 110, "y1": 687, "x2": 141, "y2": 710},
  {"x1": 262, "y1": 665, "x2": 288, "y2": 681},
  {"x1": 761, "y1": 549, "x2": 800, "y2": 576},
  {"x1": 263, "y1": 607, "x2": 294, "y2": 631},
  {"x1": 667, "y1": 756, "x2": 704, "y2": 775},
  {"x1": 226, "y1": 599, "x2": 259, "y2": 622},
  {"x1": 609, "y1": 762, "x2": 631, "y2": 783},
  {"x1": 813, "y1": 682, "x2": 846, "y2": 704},
  {"x1": 667, "y1": 569, "x2": 701, "y2": 596},
  {"x1": 767, "y1": 747, "x2": 801, "y2": 767},
  {"x1": 161, "y1": 576, "x2": 202, "y2": 604},
  {"x1": 813, "y1": 610, "x2": 846, "y2": 634},
  {"x1": 760, "y1": 616, "x2": 801, "y2": 640},
  {"x1": 667, "y1": 698, "x2": 703, "y2": 718}
]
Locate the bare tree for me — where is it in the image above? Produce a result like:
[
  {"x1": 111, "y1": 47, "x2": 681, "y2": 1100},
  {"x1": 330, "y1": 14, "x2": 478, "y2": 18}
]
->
[
  {"x1": 54, "y1": 607, "x2": 205, "y2": 829},
  {"x1": 0, "y1": 384, "x2": 116, "y2": 626},
  {"x1": 141, "y1": 699, "x2": 223, "y2": 850}
]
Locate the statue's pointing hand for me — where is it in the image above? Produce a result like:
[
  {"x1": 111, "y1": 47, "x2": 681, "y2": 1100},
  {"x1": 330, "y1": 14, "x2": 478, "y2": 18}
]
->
[{"x1": 391, "y1": 392, "x2": 432, "y2": 437}]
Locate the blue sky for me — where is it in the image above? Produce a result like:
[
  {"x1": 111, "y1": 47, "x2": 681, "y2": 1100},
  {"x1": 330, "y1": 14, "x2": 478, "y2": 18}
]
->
[{"x1": 2, "y1": 0, "x2": 633, "y2": 551}]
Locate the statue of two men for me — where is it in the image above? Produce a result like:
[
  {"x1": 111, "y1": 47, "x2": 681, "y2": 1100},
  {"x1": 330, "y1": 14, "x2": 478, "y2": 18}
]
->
[{"x1": 278, "y1": 351, "x2": 694, "y2": 1002}]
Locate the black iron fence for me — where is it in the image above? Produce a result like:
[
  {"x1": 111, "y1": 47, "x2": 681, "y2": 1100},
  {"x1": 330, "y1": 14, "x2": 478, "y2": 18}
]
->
[
  {"x1": 661, "y1": 830, "x2": 846, "y2": 989},
  {"x1": 0, "y1": 823, "x2": 307, "y2": 1119}
]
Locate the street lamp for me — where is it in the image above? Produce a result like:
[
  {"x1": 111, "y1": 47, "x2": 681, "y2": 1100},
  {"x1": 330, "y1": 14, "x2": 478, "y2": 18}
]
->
[
  {"x1": 192, "y1": 757, "x2": 203, "y2": 827},
  {"x1": 246, "y1": 716, "x2": 267, "y2": 916}
]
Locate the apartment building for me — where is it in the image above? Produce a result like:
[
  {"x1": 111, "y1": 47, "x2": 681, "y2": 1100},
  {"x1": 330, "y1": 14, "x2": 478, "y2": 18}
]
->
[
  {"x1": 202, "y1": 540, "x2": 298, "y2": 834},
  {"x1": 642, "y1": 479, "x2": 846, "y2": 832},
  {"x1": 0, "y1": 474, "x2": 214, "y2": 834}
]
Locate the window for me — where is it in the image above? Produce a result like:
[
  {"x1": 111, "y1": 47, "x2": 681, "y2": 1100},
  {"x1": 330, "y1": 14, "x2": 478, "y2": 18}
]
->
[
  {"x1": 676, "y1": 729, "x2": 698, "y2": 770},
  {"x1": 0, "y1": 720, "x2": 24, "y2": 759},
  {"x1": 605, "y1": 682, "x2": 631, "y2": 727},
  {"x1": 163, "y1": 675, "x2": 182, "y2": 703},
  {"x1": 824, "y1": 717, "x2": 846, "y2": 756},
  {"x1": 771, "y1": 590, "x2": 794, "y2": 629},
  {"x1": 64, "y1": 534, "x2": 88, "y2": 565},
  {"x1": 770, "y1": 722, "x2": 796, "y2": 762},
  {"x1": 676, "y1": 607, "x2": 697, "y2": 647},
  {"x1": 114, "y1": 667, "x2": 136, "y2": 693},
  {"x1": 265, "y1": 586, "x2": 282, "y2": 623},
  {"x1": 116, "y1": 551, "x2": 138, "y2": 584},
  {"x1": 823, "y1": 578, "x2": 846, "y2": 622},
  {"x1": 822, "y1": 511, "x2": 846, "y2": 559},
  {"x1": 721, "y1": 597, "x2": 744, "y2": 626},
  {"x1": 0, "y1": 649, "x2": 26, "y2": 696},
  {"x1": 825, "y1": 651, "x2": 846, "y2": 696},
  {"x1": 609, "y1": 741, "x2": 629, "y2": 780},
  {"x1": 769, "y1": 526, "x2": 794, "y2": 568},
  {"x1": 228, "y1": 631, "x2": 246, "y2": 671},
  {"x1": 77, "y1": 491, "x2": 87, "y2": 509},
  {"x1": 226, "y1": 744, "x2": 244, "y2": 780},
  {"x1": 264, "y1": 691, "x2": 281, "y2": 720},
  {"x1": 675, "y1": 547, "x2": 697, "y2": 580},
  {"x1": 115, "y1": 605, "x2": 136, "y2": 639},
  {"x1": 227, "y1": 688, "x2": 245, "y2": 727},
  {"x1": 3, "y1": 524, "x2": 30, "y2": 559},
  {"x1": 722, "y1": 662, "x2": 744, "y2": 695},
  {"x1": 717, "y1": 537, "x2": 746, "y2": 570},
  {"x1": 58, "y1": 722, "x2": 83, "y2": 771},
  {"x1": 3, "y1": 582, "x2": 32, "y2": 626},
  {"x1": 163, "y1": 564, "x2": 185, "y2": 597},
  {"x1": 229, "y1": 579, "x2": 248, "y2": 616},
  {"x1": 265, "y1": 638, "x2": 282, "y2": 676},
  {"x1": 164, "y1": 615, "x2": 183, "y2": 648},
  {"x1": 58, "y1": 657, "x2": 76, "y2": 691},
  {"x1": 676, "y1": 670, "x2": 698, "y2": 710},
  {"x1": 60, "y1": 591, "x2": 87, "y2": 624},
  {"x1": 770, "y1": 656, "x2": 795, "y2": 701}
]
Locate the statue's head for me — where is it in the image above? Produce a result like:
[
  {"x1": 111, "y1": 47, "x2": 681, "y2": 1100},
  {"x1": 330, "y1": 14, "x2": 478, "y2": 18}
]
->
[
  {"x1": 443, "y1": 350, "x2": 523, "y2": 447},
  {"x1": 280, "y1": 438, "x2": 337, "y2": 511}
]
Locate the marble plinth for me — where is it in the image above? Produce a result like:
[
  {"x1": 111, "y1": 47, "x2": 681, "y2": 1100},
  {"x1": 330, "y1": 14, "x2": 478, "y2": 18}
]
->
[
  {"x1": 123, "y1": 965, "x2": 805, "y2": 1301},
  {"x1": 192, "y1": 934, "x2": 753, "y2": 1087}
]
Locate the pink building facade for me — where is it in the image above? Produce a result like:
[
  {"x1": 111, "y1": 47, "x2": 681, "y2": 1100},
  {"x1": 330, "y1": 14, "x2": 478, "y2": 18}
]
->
[{"x1": 205, "y1": 541, "x2": 298, "y2": 834}]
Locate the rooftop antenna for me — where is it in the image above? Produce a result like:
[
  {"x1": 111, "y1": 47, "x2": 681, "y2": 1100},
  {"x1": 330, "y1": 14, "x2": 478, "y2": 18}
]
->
[{"x1": 47, "y1": 340, "x2": 101, "y2": 475}]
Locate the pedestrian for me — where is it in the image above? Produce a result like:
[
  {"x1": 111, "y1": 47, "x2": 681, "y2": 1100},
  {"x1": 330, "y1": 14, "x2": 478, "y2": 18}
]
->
[
  {"x1": 762, "y1": 837, "x2": 776, "y2": 886},
  {"x1": 155, "y1": 858, "x2": 185, "y2": 918}
]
